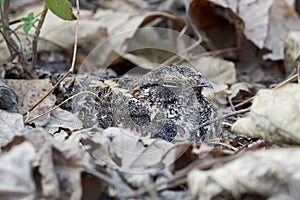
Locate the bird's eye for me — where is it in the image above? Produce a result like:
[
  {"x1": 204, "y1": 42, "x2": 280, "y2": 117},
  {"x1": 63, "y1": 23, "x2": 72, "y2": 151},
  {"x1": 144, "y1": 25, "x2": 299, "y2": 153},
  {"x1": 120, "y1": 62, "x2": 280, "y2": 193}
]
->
[
  {"x1": 197, "y1": 81, "x2": 213, "y2": 89},
  {"x1": 162, "y1": 80, "x2": 179, "y2": 88}
]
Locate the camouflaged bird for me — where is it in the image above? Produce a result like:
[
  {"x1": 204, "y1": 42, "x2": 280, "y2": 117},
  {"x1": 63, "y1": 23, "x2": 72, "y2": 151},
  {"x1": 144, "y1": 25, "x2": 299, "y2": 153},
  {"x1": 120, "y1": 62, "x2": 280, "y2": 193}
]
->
[{"x1": 95, "y1": 66, "x2": 215, "y2": 142}]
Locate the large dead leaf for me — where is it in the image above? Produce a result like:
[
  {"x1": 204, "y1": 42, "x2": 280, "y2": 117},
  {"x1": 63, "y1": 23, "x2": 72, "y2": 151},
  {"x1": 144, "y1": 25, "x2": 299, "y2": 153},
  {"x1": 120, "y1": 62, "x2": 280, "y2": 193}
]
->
[
  {"x1": 232, "y1": 84, "x2": 300, "y2": 144},
  {"x1": 188, "y1": 0, "x2": 300, "y2": 60},
  {"x1": 0, "y1": 142, "x2": 36, "y2": 200},
  {"x1": 76, "y1": 127, "x2": 187, "y2": 174},
  {"x1": 0, "y1": 110, "x2": 24, "y2": 147},
  {"x1": 22, "y1": 128, "x2": 92, "y2": 199},
  {"x1": 187, "y1": 56, "x2": 236, "y2": 85},
  {"x1": 188, "y1": 148, "x2": 300, "y2": 200}
]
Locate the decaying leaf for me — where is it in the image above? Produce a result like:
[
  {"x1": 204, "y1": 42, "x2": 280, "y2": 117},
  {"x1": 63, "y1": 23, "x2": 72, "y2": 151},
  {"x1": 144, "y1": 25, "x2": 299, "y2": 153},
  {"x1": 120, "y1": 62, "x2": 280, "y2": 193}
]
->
[
  {"x1": 0, "y1": 142, "x2": 36, "y2": 200},
  {"x1": 188, "y1": 56, "x2": 236, "y2": 85},
  {"x1": 284, "y1": 30, "x2": 300, "y2": 74},
  {"x1": 3, "y1": 79, "x2": 56, "y2": 127},
  {"x1": 188, "y1": 148, "x2": 300, "y2": 200},
  {"x1": 23, "y1": 128, "x2": 92, "y2": 199},
  {"x1": 232, "y1": 84, "x2": 300, "y2": 144},
  {"x1": 0, "y1": 110, "x2": 24, "y2": 146},
  {"x1": 89, "y1": 127, "x2": 178, "y2": 172},
  {"x1": 188, "y1": 0, "x2": 300, "y2": 60},
  {"x1": 228, "y1": 82, "x2": 258, "y2": 104},
  {"x1": 43, "y1": 107, "x2": 83, "y2": 134}
]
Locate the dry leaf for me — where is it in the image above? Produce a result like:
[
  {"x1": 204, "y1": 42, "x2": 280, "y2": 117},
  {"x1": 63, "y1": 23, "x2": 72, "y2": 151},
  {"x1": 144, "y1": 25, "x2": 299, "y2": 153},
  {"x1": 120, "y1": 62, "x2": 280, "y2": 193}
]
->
[
  {"x1": 0, "y1": 110, "x2": 24, "y2": 146},
  {"x1": 103, "y1": 127, "x2": 175, "y2": 172},
  {"x1": 284, "y1": 30, "x2": 300, "y2": 74},
  {"x1": 4, "y1": 79, "x2": 56, "y2": 126},
  {"x1": 0, "y1": 142, "x2": 36, "y2": 200},
  {"x1": 43, "y1": 107, "x2": 83, "y2": 134},
  {"x1": 232, "y1": 84, "x2": 300, "y2": 144},
  {"x1": 188, "y1": 56, "x2": 236, "y2": 85},
  {"x1": 188, "y1": 148, "x2": 300, "y2": 200},
  {"x1": 22, "y1": 128, "x2": 91, "y2": 199},
  {"x1": 189, "y1": 0, "x2": 300, "y2": 60}
]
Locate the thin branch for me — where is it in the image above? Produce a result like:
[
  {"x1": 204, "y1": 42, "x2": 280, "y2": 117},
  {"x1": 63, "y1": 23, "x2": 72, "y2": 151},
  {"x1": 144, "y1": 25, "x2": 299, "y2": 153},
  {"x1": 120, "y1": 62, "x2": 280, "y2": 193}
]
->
[
  {"x1": 25, "y1": 91, "x2": 101, "y2": 124},
  {"x1": 24, "y1": 0, "x2": 80, "y2": 115},
  {"x1": 31, "y1": 5, "x2": 48, "y2": 71},
  {"x1": 0, "y1": 0, "x2": 18, "y2": 58},
  {"x1": 298, "y1": 63, "x2": 300, "y2": 84},
  {"x1": 198, "y1": 108, "x2": 251, "y2": 129},
  {"x1": 234, "y1": 73, "x2": 298, "y2": 108}
]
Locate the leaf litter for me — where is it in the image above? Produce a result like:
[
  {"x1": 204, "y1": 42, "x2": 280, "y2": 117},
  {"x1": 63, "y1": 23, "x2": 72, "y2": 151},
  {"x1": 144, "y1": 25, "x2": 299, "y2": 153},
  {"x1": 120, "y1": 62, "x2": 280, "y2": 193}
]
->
[{"x1": 1, "y1": 0, "x2": 300, "y2": 199}]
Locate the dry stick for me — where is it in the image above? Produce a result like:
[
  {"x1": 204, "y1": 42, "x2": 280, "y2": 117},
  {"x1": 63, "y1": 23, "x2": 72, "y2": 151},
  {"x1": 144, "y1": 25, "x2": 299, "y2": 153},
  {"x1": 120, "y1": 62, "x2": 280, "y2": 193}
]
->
[
  {"x1": 298, "y1": 63, "x2": 300, "y2": 84},
  {"x1": 31, "y1": 5, "x2": 48, "y2": 71},
  {"x1": 161, "y1": 28, "x2": 201, "y2": 66},
  {"x1": 24, "y1": 0, "x2": 80, "y2": 115},
  {"x1": 198, "y1": 108, "x2": 251, "y2": 129},
  {"x1": 190, "y1": 46, "x2": 242, "y2": 60},
  {"x1": 25, "y1": 91, "x2": 101, "y2": 124},
  {"x1": 0, "y1": 0, "x2": 15, "y2": 57},
  {"x1": 234, "y1": 73, "x2": 298, "y2": 108}
]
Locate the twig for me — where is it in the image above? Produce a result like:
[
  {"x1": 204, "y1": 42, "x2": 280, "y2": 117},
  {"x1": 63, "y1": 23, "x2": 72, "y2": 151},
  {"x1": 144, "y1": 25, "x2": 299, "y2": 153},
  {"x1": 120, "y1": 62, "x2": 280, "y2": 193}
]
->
[
  {"x1": 234, "y1": 73, "x2": 298, "y2": 108},
  {"x1": 24, "y1": 0, "x2": 80, "y2": 115},
  {"x1": 162, "y1": 38, "x2": 201, "y2": 66},
  {"x1": 191, "y1": 46, "x2": 242, "y2": 60},
  {"x1": 31, "y1": 5, "x2": 48, "y2": 71},
  {"x1": 25, "y1": 90, "x2": 101, "y2": 124},
  {"x1": 207, "y1": 141, "x2": 238, "y2": 151},
  {"x1": 198, "y1": 108, "x2": 251, "y2": 129},
  {"x1": 0, "y1": 0, "x2": 34, "y2": 78},
  {"x1": 298, "y1": 63, "x2": 300, "y2": 84},
  {"x1": 0, "y1": 0, "x2": 16, "y2": 57},
  {"x1": 273, "y1": 74, "x2": 297, "y2": 89}
]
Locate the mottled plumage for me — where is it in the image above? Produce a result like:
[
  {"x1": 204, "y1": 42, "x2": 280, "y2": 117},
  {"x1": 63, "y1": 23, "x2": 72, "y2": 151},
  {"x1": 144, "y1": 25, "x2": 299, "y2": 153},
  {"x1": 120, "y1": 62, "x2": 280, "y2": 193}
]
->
[{"x1": 97, "y1": 66, "x2": 215, "y2": 142}]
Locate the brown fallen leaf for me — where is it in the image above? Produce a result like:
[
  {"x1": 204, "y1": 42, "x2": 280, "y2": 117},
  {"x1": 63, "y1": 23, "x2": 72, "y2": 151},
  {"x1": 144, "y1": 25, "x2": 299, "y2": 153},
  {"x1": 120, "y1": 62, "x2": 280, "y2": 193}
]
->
[
  {"x1": 284, "y1": 30, "x2": 300, "y2": 74},
  {"x1": 188, "y1": 0, "x2": 300, "y2": 60},
  {"x1": 0, "y1": 142, "x2": 36, "y2": 200},
  {"x1": 43, "y1": 107, "x2": 83, "y2": 134},
  {"x1": 0, "y1": 110, "x2": 24, "y2": 146},
  {"x1": 232, "y1": 83, "x2": 300, "y2": 145},
  {"x1": 23, "y1": 128, "x2": 92, "y2": 199},
  {"x1": 188, "y1": 148, "x2": 300, "y2": 200},
  {"x1": 4, "y1": 79, "x2": 56, "y2": 127}
]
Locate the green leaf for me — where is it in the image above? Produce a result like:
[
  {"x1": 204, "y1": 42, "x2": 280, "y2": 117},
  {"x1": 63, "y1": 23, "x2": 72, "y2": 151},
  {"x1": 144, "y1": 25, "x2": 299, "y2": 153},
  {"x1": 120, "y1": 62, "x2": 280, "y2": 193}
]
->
[
  {"x1": 44, "y1": 0, "x2": 76, "y2": 21},
  {"x1": 20, "y1": 12, "x2": 34, "y2": 23},
  {"x1": 23, "y1": 24, "x2": 32, "y2": 34},
  {"x1": 0, "y1": 0, "x2": 5, "y2": 5},
  {"x1": 20, "y1": 12, "x2": 36, "y2": 34}
]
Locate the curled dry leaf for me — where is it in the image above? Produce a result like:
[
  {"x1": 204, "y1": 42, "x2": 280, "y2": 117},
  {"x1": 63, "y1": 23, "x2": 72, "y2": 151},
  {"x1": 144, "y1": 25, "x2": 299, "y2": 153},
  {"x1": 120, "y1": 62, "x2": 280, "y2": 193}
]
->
[
  {"x1": 22, "y1": 128, "x2": 93, "y2": 199},
  {"x1": 0, "y1": 142, "x2": 36, "y2": 200},
  {"x1": 102, "y1": 127, "x2": 175, "y2": 172},
  {"x1": 188, "y1": 0, "x2": 300, "y2": 60},
  {"x1": 188, "y1": 148, "x2": 300, "y2": 200},
  {"x1": 232, "y1": 84, "x2": 300, "y2": 145},
  {"x1": 77, "y1": 127, "x2": 184, "y2": 172}
]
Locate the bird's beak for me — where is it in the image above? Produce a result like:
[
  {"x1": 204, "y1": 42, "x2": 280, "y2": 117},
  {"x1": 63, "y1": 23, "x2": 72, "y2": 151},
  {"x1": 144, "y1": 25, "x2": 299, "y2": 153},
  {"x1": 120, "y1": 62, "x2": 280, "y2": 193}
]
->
[{"x1": 197, "y1": 81, "x2": 213, "y2": 89}]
